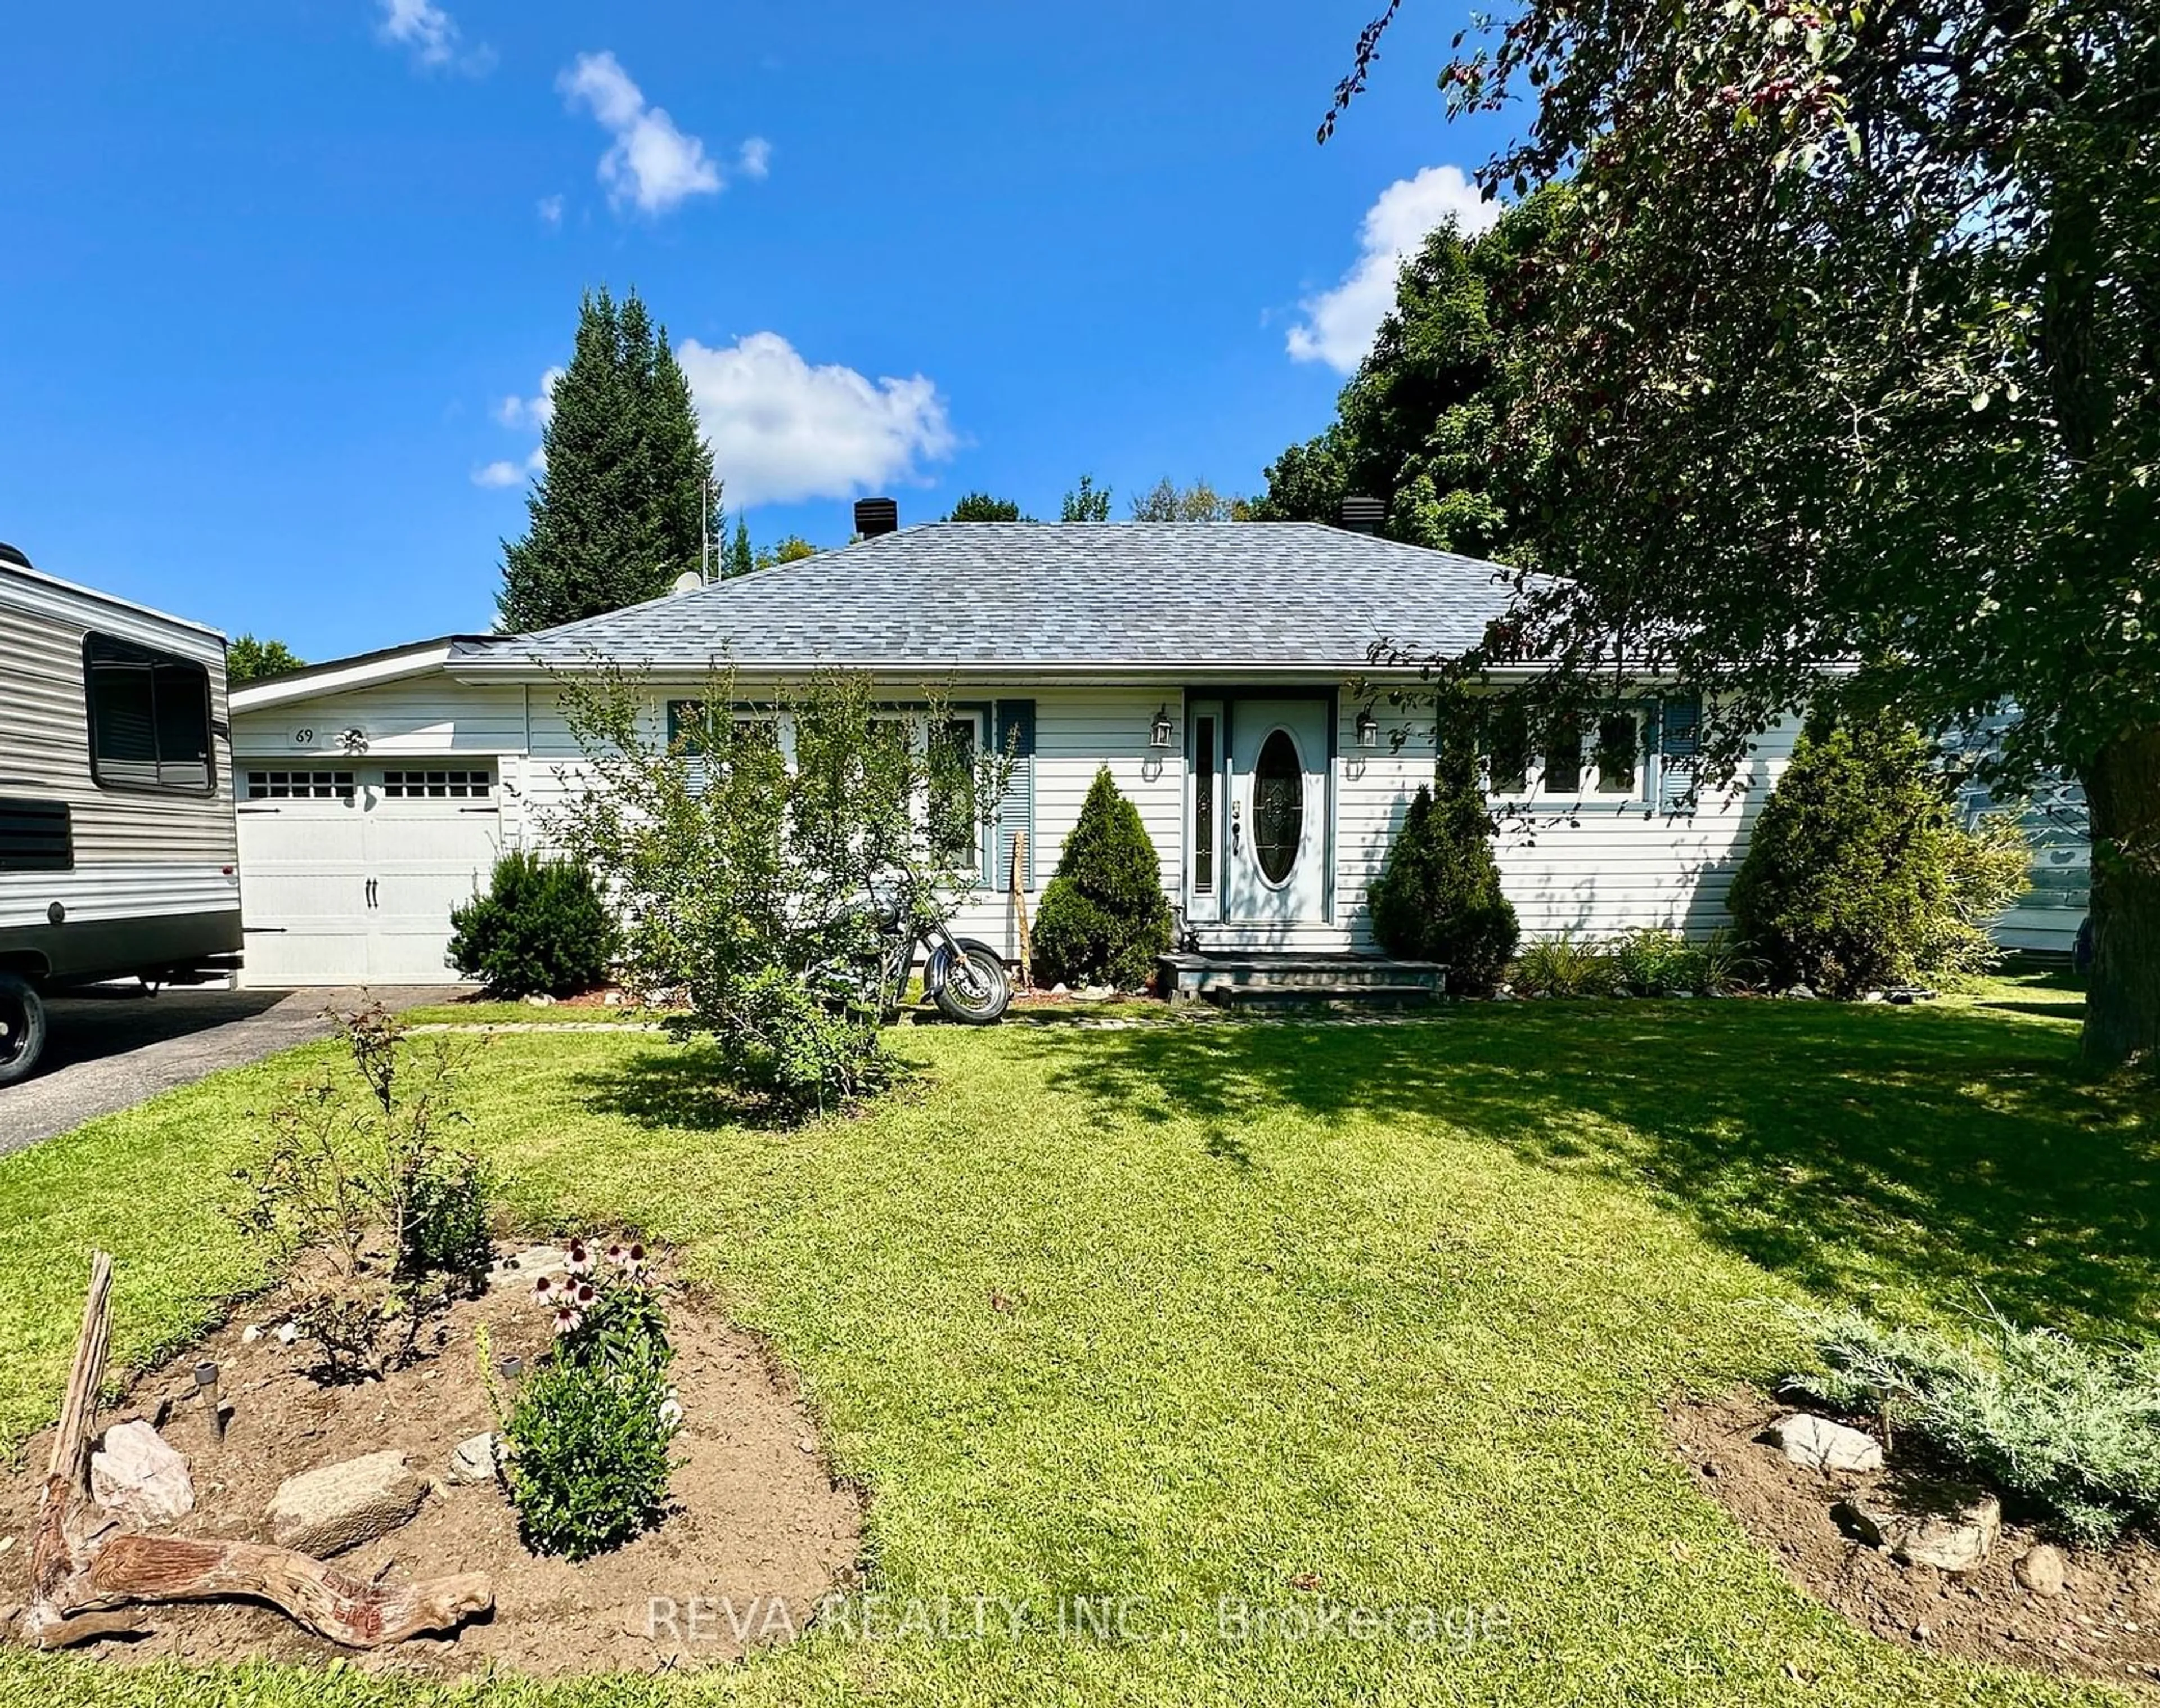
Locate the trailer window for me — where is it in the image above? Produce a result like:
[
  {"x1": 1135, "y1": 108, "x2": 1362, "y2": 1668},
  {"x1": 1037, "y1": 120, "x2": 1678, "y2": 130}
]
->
[{"x1": 83, "y1": 634, "x2": 214, "y2": 794}]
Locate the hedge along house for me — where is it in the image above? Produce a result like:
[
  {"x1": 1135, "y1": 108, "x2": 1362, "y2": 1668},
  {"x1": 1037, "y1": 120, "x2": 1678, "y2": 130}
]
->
[{"x1": 225, "y1": 502, "x2": 1797, "y2": 987}]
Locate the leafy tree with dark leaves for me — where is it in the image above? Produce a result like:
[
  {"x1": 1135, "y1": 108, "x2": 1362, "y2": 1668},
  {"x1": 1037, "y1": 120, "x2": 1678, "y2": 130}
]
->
[
  {"x1": 946, "y1": 492, "x2": 1027, "y2": 522},
  {"x1": 1059, "y1": 475, "x2": 1112, "y2": 523},
  {"x1": 227, "y1": 635, "x2": 304, "y2": 683},
  {"x1": 1330, "y1": 1, "x2": 2160, "y2": 1063},
  {"x1": 1252, "y1": 198, "x2": 1556, "y2": 562},
  {"x1": 497, "y1": 287, "x2": 716, "y2": 632}
]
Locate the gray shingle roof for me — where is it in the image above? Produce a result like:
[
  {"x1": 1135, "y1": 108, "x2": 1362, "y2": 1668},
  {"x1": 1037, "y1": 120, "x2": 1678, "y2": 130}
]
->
[{"x1": 453, "y1": 522, "x2": 1519, "y2": 675}]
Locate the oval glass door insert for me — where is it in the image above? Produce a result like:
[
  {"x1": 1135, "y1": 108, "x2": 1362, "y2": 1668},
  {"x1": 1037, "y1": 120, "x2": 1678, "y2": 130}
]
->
[{"x1": 1251, "y1": 728, "x2": 1304, "y2": 885}]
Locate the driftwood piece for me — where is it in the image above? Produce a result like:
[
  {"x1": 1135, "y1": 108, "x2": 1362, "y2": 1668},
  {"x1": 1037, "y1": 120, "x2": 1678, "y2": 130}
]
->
[
  {"x1": 29, "y1": 1252, "x2": 114, "y2": 1639},
  {"x1": 73, "y1": 1536, "x2": 492, "y2": 1646},
  {"x1": 21, "y1": 1250, "x2": 492, "y2": 1652}
]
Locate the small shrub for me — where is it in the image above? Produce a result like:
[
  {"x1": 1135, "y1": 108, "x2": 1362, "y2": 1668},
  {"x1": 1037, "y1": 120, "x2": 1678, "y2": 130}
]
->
[
  {"x1": 1788, "y1": 1306, "x2": 2160, "y2": 1547},
  {"x1": 229, "y1": 1005, "x2": 491, "y2": 1381},
  {"x1": 1731, "y1": 712, "x2": 2030, "y2": 996},
  {"x1": 1367, "y1": 730, "x2": 1520, "y2": 996},
  {"x1": 709, "y1": 963, "x2": 896, "y2": 1118},
  {"x1": 1918, "y1": 811, "x2": 2032, "y2": 981},
  {"x1": 399, "y1": 1150, "x2": 493, "y2": 1290},
  {"x1": 1510, "y1": 932, "x2": 1617, "y2": 997},
  {"x1": 1694, "y1": 927, "x2": 1756, "y2": 995},
  {"x1": 1033, "y1": 769, "x2": 1173, "y2": 989},
  {"x1": 503, "y1": 1239, "x2": 680, "y2": 1560},
  {"x1": 1605, "y1": 927, "x2": 1704, "y2": 995},
  {"x1": 448, "y1": 851, "x2": 617, "y2": 999}
]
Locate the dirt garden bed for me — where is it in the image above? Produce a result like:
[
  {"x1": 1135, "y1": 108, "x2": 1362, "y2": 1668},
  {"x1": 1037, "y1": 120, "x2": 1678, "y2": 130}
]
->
[
  {"x1": 0, "y1": 1248, "x2": 862, "y2": 1679},
  {"x1": 1667, "y1": 1390, "x2": 2160, "y2": 1692}
]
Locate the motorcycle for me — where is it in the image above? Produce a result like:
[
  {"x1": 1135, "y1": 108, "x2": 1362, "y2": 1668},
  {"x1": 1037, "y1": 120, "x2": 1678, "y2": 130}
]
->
[{"x1": 838, "y1": 866, "x2": 1012, "y2": 1026}]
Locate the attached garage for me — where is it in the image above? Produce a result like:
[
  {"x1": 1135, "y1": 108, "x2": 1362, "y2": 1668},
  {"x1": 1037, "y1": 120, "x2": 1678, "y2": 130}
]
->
[
  {"x1": 236, "y1": 763, "x2": 501, "y2": 985},
  {"x1": 228, "y1": 639, "x2": 526, "y2": 989}
]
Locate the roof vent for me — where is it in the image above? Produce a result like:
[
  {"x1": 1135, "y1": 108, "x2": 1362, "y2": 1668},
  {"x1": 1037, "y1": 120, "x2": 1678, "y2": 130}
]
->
[
  {"x1": 1338, "y1": 495, "x2": 1385, "y2": 535},
  {"x1": 0, "y1": 541, "x2": 32, "y2": 569},
  {"x1": 854, "y1": 497, "x2": 899, "y2": 538}
]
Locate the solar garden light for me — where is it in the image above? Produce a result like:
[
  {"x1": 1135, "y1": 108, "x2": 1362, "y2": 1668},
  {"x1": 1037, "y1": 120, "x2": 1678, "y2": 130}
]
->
[{"x1": 193, "y1": 1360, "x2": 224, "y2": 1442}]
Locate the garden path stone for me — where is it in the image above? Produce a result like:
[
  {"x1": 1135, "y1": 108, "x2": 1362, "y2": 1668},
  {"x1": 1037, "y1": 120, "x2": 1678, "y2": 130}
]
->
[
  {"x1": 488, "y1": 1245, "x2": 570, "y2": 1291},
  {"x1": 1837, "y1": 1487, "x2": 2001, "y2": 1572},
  {"x1": 1765, "y1": 1412, "x2": 1884, "y2": 1474},
  {"x1": 268, "y1": 1450, "x2": 425, "y2": 1557},
  {"x1": 91, "y1": 1419, "x2": 195, "y2": 1528}
]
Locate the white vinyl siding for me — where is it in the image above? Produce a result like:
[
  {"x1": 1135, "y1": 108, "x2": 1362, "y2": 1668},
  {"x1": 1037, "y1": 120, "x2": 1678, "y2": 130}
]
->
[{"x1": 235, "y1": 671, "x2": 1802, "y2": 980}]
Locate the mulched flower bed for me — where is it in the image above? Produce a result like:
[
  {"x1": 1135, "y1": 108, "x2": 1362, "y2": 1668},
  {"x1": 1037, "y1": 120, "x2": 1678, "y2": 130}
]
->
[
  {"x1": 1667, "y1": 1390, "x2": 2160, "y2": 1691},
  {"x1": 0, "y1": 1247, "x2": 862, "y2": 1679}
]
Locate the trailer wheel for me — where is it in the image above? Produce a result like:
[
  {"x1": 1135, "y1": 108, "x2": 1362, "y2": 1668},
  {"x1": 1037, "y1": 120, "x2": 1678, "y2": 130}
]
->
[{"x1": 0, "y1": 972, "x2": 47, "y2": 1087}]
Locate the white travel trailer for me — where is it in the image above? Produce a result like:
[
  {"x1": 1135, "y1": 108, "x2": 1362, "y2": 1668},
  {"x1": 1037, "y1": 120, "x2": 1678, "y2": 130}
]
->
[{"x1": 0, "y1": 543, "x2": 242, "y2": 1083}]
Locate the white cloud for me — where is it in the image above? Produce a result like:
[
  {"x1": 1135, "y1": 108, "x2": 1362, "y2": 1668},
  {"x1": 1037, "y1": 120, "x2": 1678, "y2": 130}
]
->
[
  {"x1": 737, "y1": 137, "x2": 772, "y2": 181},
  {"x1": 471, "y1": 460, "x2": 521, "y2": 489},
  {"x1": 1286, "y1": 165, "x2": 1500, "y2": 373},
  {"x1": 376, "y1": 0, "x2": 489, "y2": 73},
  {"x1": 558, "y1": 51, "x2": 722, "y2": 214},
  {"x1": 494, "y1": 367, "x2": 564, "y2": 432},
  {"x1": 675, "y1": 332, "x2": 956, "y2": 507},
  {"x1": 537, "y1": 194, "x2": 564, "y2": 227}
]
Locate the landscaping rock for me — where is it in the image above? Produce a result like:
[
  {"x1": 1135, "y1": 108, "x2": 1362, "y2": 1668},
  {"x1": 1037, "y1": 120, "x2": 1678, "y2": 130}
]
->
[
  {"x1": 91, "y1": 1419, "x2": 195, "y2": 1528},
  {"x1": 445, "y1": 1432, "x2": 501, "y2": 1487},
  {"x1": 488, "y1": 1244, "x2": 570, "y2": 1291},
  {"x1": 523, "y1": 993, "x2": 557, "y2": 1007},
  {"x1": 1837, "y1": 1488, "x2": 2001, "y2": 1573},
  {"x1": 240, "y1": 1324, "x2": 264, "y2": 1344},
  {"x1": 275, "y1": 1322, "x2": 299, "y2": 1346},
  {"x1": 268, "y1": 1451, "x2": 425, "y2": 1557},
  {"x1": 2015, "y1": 1544, "x2": 2071, "y2": 1596},
  {"x1": 1765, "y1": 1412, "x2": 1884, "y2": 1475},
  {"x1": 1783, "y1": 984, "x2": 1818, "y2": 1000}
]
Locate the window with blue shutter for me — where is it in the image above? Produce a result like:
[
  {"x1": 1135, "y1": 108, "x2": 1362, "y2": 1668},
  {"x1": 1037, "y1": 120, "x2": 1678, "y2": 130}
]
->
[{"x1": 1658, "y1": 693, "x2": 1702, "y2": 815}]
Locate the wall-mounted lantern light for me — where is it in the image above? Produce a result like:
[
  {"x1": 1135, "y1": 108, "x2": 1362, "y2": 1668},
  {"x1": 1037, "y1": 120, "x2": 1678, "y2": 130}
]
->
[
  {"x1": 1150, "y1": 705, "x2": 1176, "y2": 750},
  {"x1": 1355, "y1": 708, "x2": 1379, "y2": 749}
]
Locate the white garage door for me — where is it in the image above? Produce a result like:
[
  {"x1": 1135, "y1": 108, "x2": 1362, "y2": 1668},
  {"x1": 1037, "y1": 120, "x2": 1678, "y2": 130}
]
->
[{"x1": 236, "y1": 763, "x2": 502, "y2": 987}]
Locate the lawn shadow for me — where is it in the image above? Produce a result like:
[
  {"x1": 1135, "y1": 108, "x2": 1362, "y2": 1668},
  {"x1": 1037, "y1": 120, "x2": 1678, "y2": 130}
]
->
[
  {"x1": 1027, "y1": 1001, "x2": 2159, "y2": 1334},
  {"x1": 574, "y1": 1037, "x2": 791, "y2": 1133}
]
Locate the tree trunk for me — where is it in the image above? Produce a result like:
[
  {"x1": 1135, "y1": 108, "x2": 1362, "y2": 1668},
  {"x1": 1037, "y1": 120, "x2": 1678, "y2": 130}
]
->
[{"x1": 2080, "y1": 724, "x2": 2160, "y2": 1067}]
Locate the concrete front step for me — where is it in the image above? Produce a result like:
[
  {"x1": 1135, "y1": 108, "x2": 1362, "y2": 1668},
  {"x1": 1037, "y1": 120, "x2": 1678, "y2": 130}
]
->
[
  {"x1": 1159, "y1": 952, "x2": 1446, "y2": 1002},
  {"x1": 1202, "y1": 982, "x2": 1438, "y2": 1012}
]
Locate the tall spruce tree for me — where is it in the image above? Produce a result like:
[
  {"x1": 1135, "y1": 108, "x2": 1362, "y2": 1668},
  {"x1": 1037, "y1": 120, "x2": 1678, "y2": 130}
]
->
[
  {"x1": 726, "y1": 518, "x2": 755, "y2": 579},
  {"x1": 496, "y1": 287, "x2": 716, "y2": 631}
]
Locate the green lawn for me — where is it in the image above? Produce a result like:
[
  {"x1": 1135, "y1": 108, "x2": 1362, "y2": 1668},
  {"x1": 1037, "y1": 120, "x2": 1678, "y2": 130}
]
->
[{"x1": 1, "y1": 970, "x2": 2151, "y2": 1707}]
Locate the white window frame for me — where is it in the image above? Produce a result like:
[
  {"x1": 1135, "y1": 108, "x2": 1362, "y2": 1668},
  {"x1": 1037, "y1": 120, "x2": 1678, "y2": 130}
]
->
[
  {"x1": 1482, "y1": 703, "x2": 1650, "y2": 804},
  {"x1": 662, "y1": 700, "x2": 991, "y2": 882}
]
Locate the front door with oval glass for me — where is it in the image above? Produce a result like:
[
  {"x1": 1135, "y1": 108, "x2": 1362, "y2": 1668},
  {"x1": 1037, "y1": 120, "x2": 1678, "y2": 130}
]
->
[{"x1": 1220, "y1": 698, "x2": 1330, "y2": 927}]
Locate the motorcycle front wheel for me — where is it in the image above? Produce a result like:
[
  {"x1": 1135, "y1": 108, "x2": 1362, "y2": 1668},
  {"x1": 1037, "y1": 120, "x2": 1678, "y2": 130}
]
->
[{"x1": 932, "y1": 941, "x2": 1011, "y2": 1025}]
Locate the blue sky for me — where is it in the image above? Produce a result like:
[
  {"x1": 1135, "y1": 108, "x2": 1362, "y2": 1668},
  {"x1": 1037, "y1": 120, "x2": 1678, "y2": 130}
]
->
[{"x1": 1, "y1": 2, "x2": 1512, "y2": 662}]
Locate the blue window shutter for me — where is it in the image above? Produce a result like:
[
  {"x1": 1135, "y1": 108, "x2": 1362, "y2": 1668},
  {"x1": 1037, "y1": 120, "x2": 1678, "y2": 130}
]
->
[
  {"x1": 1659, "y1": 693, "x2": 1702, "y2": 814},
  {"x1": 993, "y1": 700, "x2": 1036, "y2": 890}
]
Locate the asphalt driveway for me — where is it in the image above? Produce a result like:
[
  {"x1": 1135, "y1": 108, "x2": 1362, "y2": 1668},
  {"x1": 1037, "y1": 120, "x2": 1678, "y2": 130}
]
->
[{"x1": 0, "y1": 986, "x2": 445, "y2": 1159}]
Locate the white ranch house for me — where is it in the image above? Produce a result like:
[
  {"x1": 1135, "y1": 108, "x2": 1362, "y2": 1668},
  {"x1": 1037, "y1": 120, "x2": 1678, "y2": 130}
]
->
[{"x1": 227, "y1": 514, "x2": 1797, "y2": 987}]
